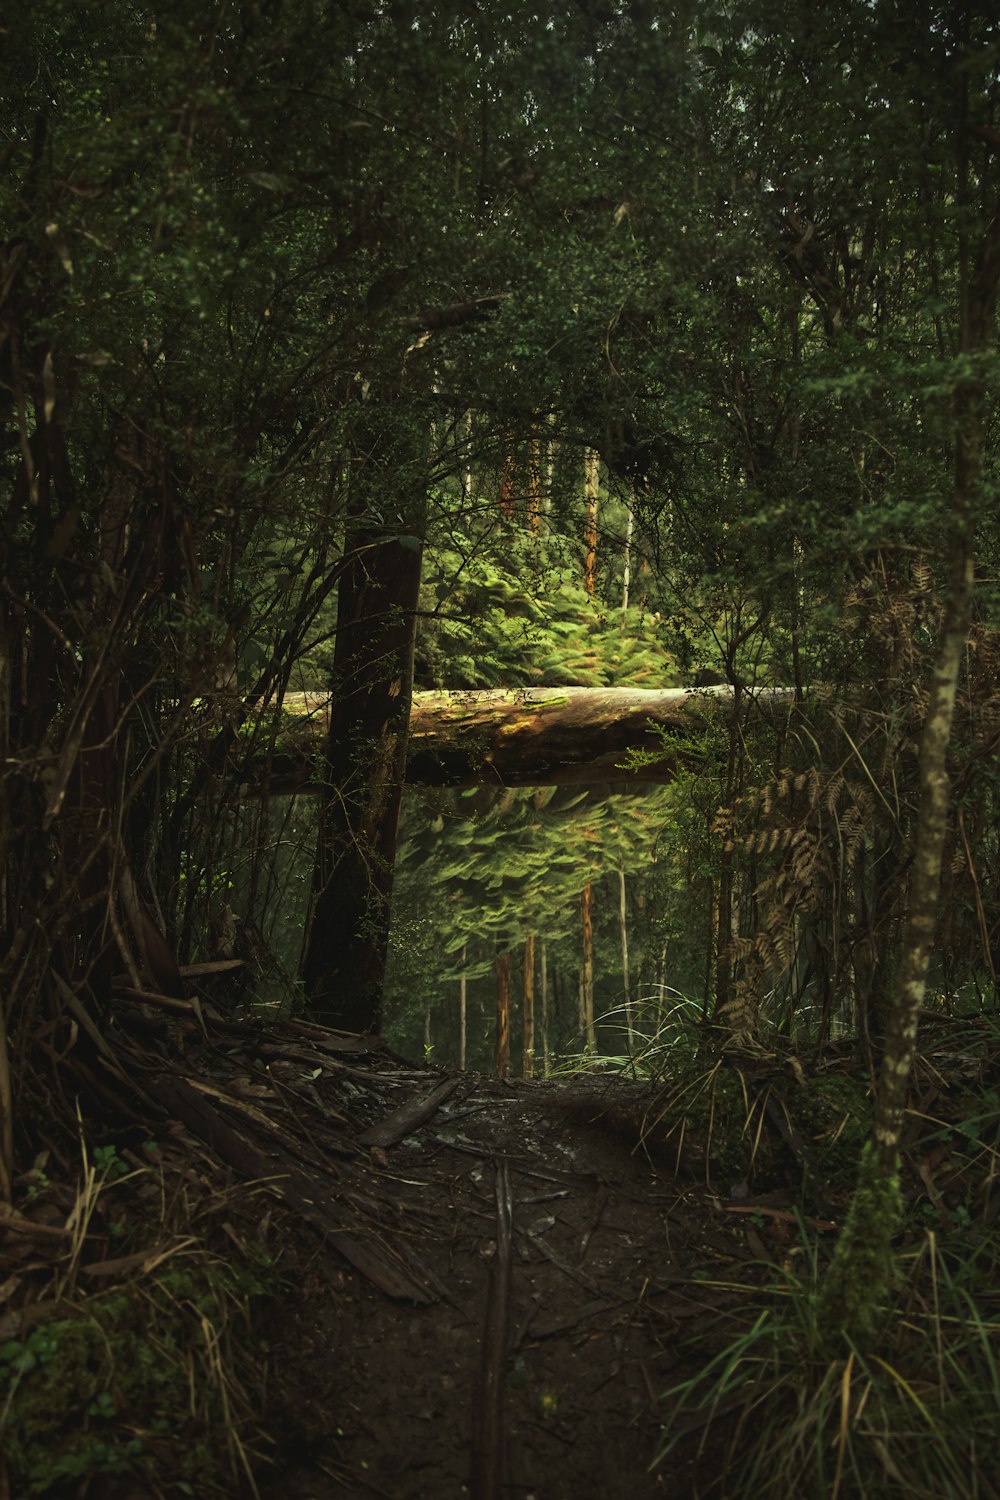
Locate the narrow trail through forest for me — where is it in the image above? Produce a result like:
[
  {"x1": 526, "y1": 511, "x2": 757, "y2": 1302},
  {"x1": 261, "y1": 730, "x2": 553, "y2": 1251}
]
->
[
  {"x1": 262, "y1": 1060, "x2": 737, "y2": 1500},
  {"x1": 70, "y1": 1005, "x2": 780, "y2": 1499},
  {"x1": 10, "y1": 994, "x2": 997, "y2": 1499},
  {"x1": 266, "y1": 1076, "x2": 688, "y2": 1497}
]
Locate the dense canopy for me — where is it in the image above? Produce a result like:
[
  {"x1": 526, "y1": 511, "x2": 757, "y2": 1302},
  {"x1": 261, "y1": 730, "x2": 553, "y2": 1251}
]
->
[{"x1": 3, "y1": 4, "x2": 1000, "y2": 1494}]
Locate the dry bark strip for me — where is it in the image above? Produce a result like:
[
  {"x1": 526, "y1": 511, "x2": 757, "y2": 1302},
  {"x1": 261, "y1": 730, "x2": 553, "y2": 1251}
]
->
[
  {"x1": 471, "y1": 1160, "x2": 514, "y2": 1500},
  {"x1": 282, "y1": 1018, "x2": 381, "y2": 1053},
  {"x1": 357, "y1": 1077, "x2": 461, "y2": 1148}
]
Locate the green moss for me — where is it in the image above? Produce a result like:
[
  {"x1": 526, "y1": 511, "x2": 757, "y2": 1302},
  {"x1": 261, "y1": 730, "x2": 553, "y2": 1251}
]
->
[
  {"x1": 1, "y1": 1250, "x2": 274, "y2": 1496},
  {"x1": 817, "y1": 1139, "x2": 903, "y2": 1351}
]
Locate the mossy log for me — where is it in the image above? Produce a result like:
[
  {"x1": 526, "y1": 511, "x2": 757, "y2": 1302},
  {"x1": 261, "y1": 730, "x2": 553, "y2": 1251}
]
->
[{"x1": 250, "y1": 686, "x2": 792, "y2": 792}]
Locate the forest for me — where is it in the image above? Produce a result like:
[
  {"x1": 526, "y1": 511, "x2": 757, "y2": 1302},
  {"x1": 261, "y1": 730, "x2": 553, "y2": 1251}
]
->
[{"x1": 3, "y1": 3, "x2": 1000, "y2": 1496}]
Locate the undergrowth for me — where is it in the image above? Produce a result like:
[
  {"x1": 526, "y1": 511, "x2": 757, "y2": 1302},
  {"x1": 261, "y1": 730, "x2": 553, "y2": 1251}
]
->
[
  {"x1": 0, "y1": 1135, "x2": 278, "y2": 1497},
  {"x1": 652, "y1": 1011, "x2": 1000, "y2": 1499},
  {"x1": 654, "y1": 1227, "x2": 1000, "y2": 1499}
]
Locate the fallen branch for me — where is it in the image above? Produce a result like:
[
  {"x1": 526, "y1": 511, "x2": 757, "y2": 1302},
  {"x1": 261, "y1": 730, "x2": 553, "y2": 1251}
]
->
[{"x1": 357, "y1": 1077, "x2": 461, "y2": 1149}]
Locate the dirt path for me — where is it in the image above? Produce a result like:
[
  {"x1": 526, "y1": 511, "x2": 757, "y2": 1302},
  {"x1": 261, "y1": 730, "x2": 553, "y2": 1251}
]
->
[
  {"x1": 11, "y1": 1007, "x2": 771, "y2": 1498},
  {"x1": 259, "y1": 1067, "x2": 747, "y2": 1500},
  {"x1": 9, "y1": 1005, "x2": 990, "y2": 1499}
]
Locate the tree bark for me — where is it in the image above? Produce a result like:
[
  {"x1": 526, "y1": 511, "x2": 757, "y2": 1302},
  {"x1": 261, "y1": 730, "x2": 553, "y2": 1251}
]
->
[
  {"x1": 301, "y1": 521, "x2": 424, "y2": 1031},
  {"x1": 621, "y1": 502, "x2": 634, "y2": 620},
  {"x1": 495, "y1": 951, "x2": 511, "y2": 1078},
  {"x1": 540, "y1": 939, "x2": 550, "y2": 1077},
  {"x1": 261, "y1": 685, "x2": 768, "y2": 793},
  {"x1": 865, "y1": 376, "x2": 983, "y2": 1167},
  {"x1": 818, "y1": 409, "x2": 977, "y2": 1346},
  {"x1": 619, "y1": 867, "x2": 634, "y2": 1053},
  {"x1": 818, "y1": 137, "x2": 1000, "y2": 1349},
  {"x1": 581, "y1": 882, "x2": 596, "y2": 1054},
  {"x1": 584, "y1": 449, "x2": 600, "y2": 595},
  {"x1": 459, "y1": 945, "x2": 468, "y2": 1072}
]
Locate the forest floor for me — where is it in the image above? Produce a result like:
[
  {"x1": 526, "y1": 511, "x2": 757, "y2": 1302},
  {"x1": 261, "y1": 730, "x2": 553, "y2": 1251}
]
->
[
  {"x1": 260, "y1": 1060, "x2": 765, "y2": 1500},
  {"x1": 5, "y1": 999, "x2": 995, "y2": 1500}
]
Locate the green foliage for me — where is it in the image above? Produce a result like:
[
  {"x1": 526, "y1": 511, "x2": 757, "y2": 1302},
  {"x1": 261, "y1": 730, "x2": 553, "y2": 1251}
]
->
[
  {"x1": 797, "y1": 1075, "x2": 872, "y2": 1181},
  {"x1": 0, "y1": 1266, "x2": 249, "y2": 1495},
  {"x1": 92, "y1": 1145, "x2": 129, "y2": 1182},
  {"x1": 416, "y1": 529, "x2": 677, "y2": 690},
  {"x1": 8, "y1": 0, "x2": 1000, "y2": 1052},
  {"x1": 383, "y1": 782, "x2": 691, "y2": 1067},
  {"x1": 657, "y1": 1059, "x2": 757, "y2": 1182},
  {"x1": 6, "y1": 4, "x2": 1000, "y2": 1493},
  {"x1": 393, "y1": 784, "x2": 676, "y2": 969},
  {"x1": 656, "y1": 1225, "x2": 1000, "y2": 1499}
]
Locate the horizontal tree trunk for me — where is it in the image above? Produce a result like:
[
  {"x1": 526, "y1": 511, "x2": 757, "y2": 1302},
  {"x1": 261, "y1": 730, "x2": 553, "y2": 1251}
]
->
[{"x1": 248, "y1": 686, "x2": 789, "y2": 792}]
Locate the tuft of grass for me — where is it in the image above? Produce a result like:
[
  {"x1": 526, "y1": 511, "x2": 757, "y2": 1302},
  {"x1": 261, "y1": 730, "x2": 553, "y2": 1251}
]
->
[
  {"x1": 628, "y1": 986, "x2": 709, "y2": 1073},
  {"x1": 1, "y1": 1138, "x2": 277, "y2": 1497},
  {"x1": 653, "y1": 1228, "x2": 1000, "y2": 1499}
]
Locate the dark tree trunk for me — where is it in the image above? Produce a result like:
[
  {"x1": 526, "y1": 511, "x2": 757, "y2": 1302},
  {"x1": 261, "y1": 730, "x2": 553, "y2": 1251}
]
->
[
  {"x1": 495, "y1": 951, "x2": 511, "y2": 1078},
  {"x1": 540, "y1": 939, "x2": 550, "y2": 1076},
  {"x1": 459, "y1": 946, "x2": 468, "y2": 1072},
  {"x1": 581, "y1": 882, "x2": 596, "y2": 1054},
  {"x1": 302, "y1": 518, "x2": 424, "y2": 1032},
  {"x1": 522, "y1": 934, "x2": 536, "y2": 1079}
]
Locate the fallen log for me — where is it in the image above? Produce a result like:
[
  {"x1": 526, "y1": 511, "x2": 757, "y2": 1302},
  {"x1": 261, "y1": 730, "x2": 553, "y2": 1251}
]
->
[{"x1": 248, "y1": 685, "x2": 791, "y2": 791}]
